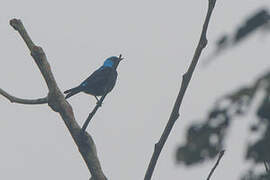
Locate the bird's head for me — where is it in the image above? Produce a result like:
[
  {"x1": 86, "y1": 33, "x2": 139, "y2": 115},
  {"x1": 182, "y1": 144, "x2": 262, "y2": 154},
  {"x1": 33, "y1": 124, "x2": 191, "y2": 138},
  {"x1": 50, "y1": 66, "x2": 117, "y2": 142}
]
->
[{"x1": 103, "y1": 55, "x2": 124, "y2": 69}]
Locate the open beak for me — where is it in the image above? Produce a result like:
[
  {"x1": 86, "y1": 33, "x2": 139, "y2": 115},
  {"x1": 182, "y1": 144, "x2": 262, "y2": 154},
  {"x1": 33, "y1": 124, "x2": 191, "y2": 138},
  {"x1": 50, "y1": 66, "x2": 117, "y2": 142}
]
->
[{"x1": 118, "y1": 54, "x2": 124, "y2": 61}]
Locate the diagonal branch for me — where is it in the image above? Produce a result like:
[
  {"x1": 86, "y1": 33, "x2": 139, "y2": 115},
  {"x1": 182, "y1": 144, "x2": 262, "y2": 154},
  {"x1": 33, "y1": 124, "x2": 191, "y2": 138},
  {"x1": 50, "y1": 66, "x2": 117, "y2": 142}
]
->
[
  {"x1": 206, "y1": 150, "x2": 225, "y2": 180},
  {"x1": 0, "y1": 88, "x2": 48, "y2": 104},
  {"x1": 264, "y1": 160, "x2": 270, "y2": 173},
  {"x1": 82, "y1": 93, "x2": 107, "y2": 132},
  {"x1": 144, "y1": 0, "x2": 217, "y2": 179},
  {"x1": 8, "y1": 19, "x2": 107, "y2": 180}
]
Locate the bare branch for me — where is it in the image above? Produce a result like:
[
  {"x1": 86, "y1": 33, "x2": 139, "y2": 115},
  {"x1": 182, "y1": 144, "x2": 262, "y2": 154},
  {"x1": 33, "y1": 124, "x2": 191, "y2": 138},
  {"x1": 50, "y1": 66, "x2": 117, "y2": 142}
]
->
[
  {"x1": 0, "y1": 88, "x2": 47, "y2": 104},
  {"x1": 9, "y1": 18, "x2": 107, "y2": 180},
  {"x1": 144, "y1": 0, "x2": 217, "y2": 179},
  {"x1": 264, "y1": 160, "x2": 270, "y2": 173},
  {"x1": 82, "y1": 94, "x2": 107, "y2": 132},
  {"x1": 207, "y1": 150, "x2": 225, "y2": 180}
]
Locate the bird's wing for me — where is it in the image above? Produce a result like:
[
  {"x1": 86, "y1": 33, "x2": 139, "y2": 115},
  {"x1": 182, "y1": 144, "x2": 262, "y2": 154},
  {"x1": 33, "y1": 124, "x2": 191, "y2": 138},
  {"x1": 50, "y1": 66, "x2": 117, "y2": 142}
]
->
[{"x1": 80, "y1": 67, "x2": 114, "y2": 87}]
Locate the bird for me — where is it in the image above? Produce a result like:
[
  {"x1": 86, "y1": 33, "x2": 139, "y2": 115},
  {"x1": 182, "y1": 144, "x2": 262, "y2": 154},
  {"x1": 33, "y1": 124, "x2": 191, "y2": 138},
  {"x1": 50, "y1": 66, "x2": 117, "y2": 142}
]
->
[{"x1": 64, "y1": 56, "x2": 122, "y2": 101}]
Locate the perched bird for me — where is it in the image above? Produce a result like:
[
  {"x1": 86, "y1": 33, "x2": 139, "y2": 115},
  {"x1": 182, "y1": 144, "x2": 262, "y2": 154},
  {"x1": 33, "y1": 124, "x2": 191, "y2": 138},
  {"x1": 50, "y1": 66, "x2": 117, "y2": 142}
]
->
[{"x1": 64, "y1": 56, "x2": 122, "y2": 101}]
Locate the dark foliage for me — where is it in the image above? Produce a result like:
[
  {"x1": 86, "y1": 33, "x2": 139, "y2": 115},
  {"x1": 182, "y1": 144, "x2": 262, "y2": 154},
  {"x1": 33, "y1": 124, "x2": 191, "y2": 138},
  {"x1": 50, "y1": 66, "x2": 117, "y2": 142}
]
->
[
  {"x1": 203, "y1": 8, "x2": 270, "y2": 66},
  {"x1": 240, "y1": 170, "x2": 270, "y2": 180},
  {"x1": 234, "y1": 9, "x2": 270, "y2": 43},
  {"x1": 176, "y1": 71, "x2": 270, "y2": 178}
]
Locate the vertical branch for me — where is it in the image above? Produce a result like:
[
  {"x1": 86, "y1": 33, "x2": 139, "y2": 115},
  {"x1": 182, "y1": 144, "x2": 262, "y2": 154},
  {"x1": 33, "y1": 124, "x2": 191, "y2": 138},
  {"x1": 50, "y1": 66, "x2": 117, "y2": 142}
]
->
[{"x1": 144, "y1": 0, "x2": 217, "y2": 179}]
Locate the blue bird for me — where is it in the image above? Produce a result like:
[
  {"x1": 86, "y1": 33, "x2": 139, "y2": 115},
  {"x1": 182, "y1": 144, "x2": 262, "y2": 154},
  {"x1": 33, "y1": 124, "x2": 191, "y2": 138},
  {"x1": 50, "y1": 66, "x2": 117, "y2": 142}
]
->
[{"x1": 64, "y1": 56, "x2": 122, "y2": 101}]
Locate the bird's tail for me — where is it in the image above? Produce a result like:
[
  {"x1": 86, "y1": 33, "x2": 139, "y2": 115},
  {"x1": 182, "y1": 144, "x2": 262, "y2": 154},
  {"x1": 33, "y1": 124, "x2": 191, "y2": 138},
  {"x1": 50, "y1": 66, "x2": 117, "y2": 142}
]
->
[{"x1": 64, "y1": 86, "x2": 82, "y2": 99}]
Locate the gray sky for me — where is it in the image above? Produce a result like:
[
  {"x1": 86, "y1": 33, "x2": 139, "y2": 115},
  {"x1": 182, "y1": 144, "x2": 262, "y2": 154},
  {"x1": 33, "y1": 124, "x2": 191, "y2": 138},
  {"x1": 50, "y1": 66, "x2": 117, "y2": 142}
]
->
[{"x1": 1, "y1": 0, "x2": 270, "y2": 179}]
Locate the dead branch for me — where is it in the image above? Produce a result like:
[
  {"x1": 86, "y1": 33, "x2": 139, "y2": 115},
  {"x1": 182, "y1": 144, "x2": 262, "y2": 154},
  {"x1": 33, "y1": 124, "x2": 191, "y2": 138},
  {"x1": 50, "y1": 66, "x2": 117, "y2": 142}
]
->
[
  {"x1": 2, "y1": 19, "x2": 107, "y2": 180},
  {"x1": 0, "y1": 88, "x2": 47, "y2": 104},
  {"x1": 144, "y1": 0, "x2": 217, "y2": 179},
  {"x1": 207, "y1": 150, "x2": 225, "y2": 180}
]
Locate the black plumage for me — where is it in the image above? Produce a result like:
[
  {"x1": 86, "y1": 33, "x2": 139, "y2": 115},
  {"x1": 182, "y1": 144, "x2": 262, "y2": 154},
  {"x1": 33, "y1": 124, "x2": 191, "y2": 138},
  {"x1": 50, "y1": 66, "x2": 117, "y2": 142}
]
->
[{"x1": 64, "y1": 56, "x2": 122, "y2": 101}]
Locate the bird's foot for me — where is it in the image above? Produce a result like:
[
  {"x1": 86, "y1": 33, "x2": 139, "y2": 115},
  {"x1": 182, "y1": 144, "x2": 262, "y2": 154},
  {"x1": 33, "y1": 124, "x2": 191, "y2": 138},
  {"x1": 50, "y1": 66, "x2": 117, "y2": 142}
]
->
[
  {"x1": 96, "y1": 100, "x2": 102, "y2": 107},
  {"x1": 95, "y1": 96, "x2": 100, "y2": 101},
  {"x1": 95, "y1": 96, "x2": 102, "y2": 107}
]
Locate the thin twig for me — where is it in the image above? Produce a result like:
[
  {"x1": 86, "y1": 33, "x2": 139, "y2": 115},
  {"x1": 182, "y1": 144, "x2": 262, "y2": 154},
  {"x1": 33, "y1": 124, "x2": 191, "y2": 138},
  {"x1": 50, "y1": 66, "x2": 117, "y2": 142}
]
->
[
  {"x1": 207, "y1": 150, "x2": 225, "y2": 180},
  {"x1": 144, "y1": 0, "x2": 217, "y2": 179},
  {"x1": 81, "y1": 54, "x2": 123, "y2": 132},
  {"x1": 9, "y1": 18, "x2": 107, "y2": 180},
  {"x1": 0, "y1": 88, "x2": 48, "y2": 104},
  {"x1": 82, "y1": 93, "x2": 108, "y2": 132},
  {"x1": 264, "y1": 160, "x2": 270, "y2": 173}
]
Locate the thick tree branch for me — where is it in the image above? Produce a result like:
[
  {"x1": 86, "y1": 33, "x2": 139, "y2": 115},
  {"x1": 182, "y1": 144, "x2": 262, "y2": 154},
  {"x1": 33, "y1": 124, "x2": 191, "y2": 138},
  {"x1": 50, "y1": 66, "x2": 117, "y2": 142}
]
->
[
  {"x1": 8, "y1": 19, "x2": 107, "y2": 180},
  {"x1": 0, "y1": 88, "x2": 47, "y2": 104},
  {"x1": 206, "y1": 150, "x2": 225, "y2": 180},
  {"x1": 144, "y1": 0, "x2": 217, "y2": 179}
]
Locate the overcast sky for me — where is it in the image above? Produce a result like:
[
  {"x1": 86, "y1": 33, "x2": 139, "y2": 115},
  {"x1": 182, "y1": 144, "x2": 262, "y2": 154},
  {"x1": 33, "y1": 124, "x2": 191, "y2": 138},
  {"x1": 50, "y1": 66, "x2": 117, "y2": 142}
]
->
[{"x1": 1, "y1": 0, "x2": 270, "y2": 179}]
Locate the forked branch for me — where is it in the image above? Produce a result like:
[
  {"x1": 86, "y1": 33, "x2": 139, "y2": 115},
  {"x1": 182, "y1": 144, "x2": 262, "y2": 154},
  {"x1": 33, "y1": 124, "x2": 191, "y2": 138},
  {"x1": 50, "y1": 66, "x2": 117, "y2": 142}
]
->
[{"x1": 2, "y1": 19, "x2": 107, "y2": 180}]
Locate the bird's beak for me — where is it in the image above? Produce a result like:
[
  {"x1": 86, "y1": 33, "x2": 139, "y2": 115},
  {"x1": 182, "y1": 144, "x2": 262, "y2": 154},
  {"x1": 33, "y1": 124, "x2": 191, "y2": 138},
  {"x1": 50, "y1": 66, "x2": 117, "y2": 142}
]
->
[{"x1": 118, "y1": 54, "x2": 124, "y2": 61}]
